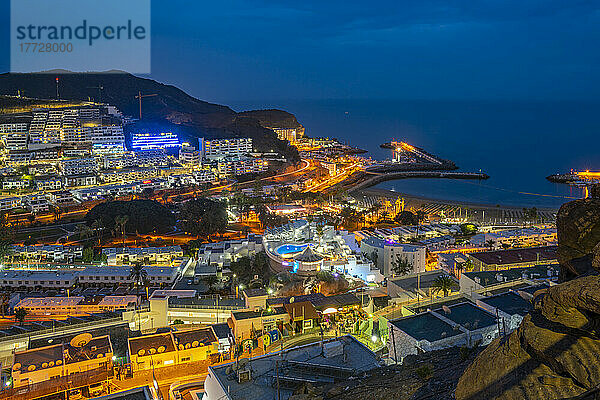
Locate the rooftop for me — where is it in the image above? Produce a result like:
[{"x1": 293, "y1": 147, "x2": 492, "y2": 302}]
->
[
  {"x1": 480, "y1": 292, "x2": 532, "y2": 316},
  {"x1": 232, "y1": 307, "x2": 287, "y2": 321},
  {"x1": 128, "y1": 332, "x2": 176, "y2": 357},
  {"x1": 208, "y1": 335, "x2": 380, "y2": 400},
  {"x1": 469, "y1": 246, "x2": 557, "y2": 266},
  {"x1": 463, "y1": 264, "x2": 559, "y2": 287},
  {"x1": 390, "y1": 312, "x2": 462, "y2": 343},
  {"x1": 434, "y1": 303, "x2": 496, "y2": 331}
]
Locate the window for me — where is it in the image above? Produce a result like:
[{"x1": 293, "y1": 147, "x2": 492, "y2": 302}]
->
[{"x1": 180, "y1": 357, "x2": 190, "y2": 362}]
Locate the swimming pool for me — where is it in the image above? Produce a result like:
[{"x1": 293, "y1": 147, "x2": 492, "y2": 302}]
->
[{"x1": 275, "y1": 243, "x2": 311, "y2": 256}]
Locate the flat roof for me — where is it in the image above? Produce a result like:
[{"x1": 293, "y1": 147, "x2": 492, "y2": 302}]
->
[
  {"x1": 232, "y1": 307, "x2": 287, "y2": 321},
  {"x1": 209, "y1": 335, "x2": 380, "y2": 400},
  {"x1": 480, "y1": 292, "x2": 532, "y2": 316},
  {"x1": 469, "y1": 246, "x2": 557, "y2": 266},
  {"x1": 435, "y1": 303, "x2": 496, "y2": 330},
  {"x1": 464, "y1": 264, "x2": 559, "y2": 287},
  {"x1": 390, "y1": 312, "x2": 462, "y2": 343},
  {"x1": 129, "y1": 332, "x2": 176, "y2": 356}
]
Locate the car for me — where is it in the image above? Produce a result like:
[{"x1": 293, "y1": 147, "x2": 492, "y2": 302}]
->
[
  {"x1": 68, "y1": 388, "x2": 84, "y2": 400},
  {"x1": 187, "y1": 279, "x2": 193, "y2": 285},
  {"x1": 88, "y1": 382, "x2": 105, "y2": 397}
]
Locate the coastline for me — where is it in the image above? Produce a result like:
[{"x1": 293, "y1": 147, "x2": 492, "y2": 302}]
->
[{"x1": 356, "y1": 187, "x2": 559, "y2": 223}]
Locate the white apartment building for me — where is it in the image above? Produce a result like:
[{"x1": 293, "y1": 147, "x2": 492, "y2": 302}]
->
[
  {"x1": 360, "y1": 235, "x2": 427, "y2": 277},
  {"x1": 101, "y1": 149, "x2": 167, "y2": 169},
  {"x1": 179, "y1": 144, "x2": 201, "y2": 165},
  {"x1": 0, "y1": 196, "x2": 21, "y2": 211},
  {"x1": 64, "y1": 174, "x2": 98, "y2": 187},
  {"x1": 4, "y1": 133, "x2": 29, "y2": 150},
  {"x1": 100, "y1": 167, "x2": 161, "y2": 183},
  {"x1": 24, "y1": 194, "x2": 50, "y2": 213},
  {"x1": 200, "y1": 137, "x2": 253, "y2": 160},
  {"x1": 2, "y1": 177, "x2": 30, "y2": 190},
  {"x1": 216, "y1": 157, "x2": 267, "y2": 177},
  {"x1": 60, "y1": 157, "x2": 99, "y2": 176},
  {"x1": 102, "y1": 246, "x2": 184, "y2": 266},
  {"x1": 272, "y1": 127, "x2": 302, "y2": 142},
  {"x1": 12, "y1": 244, "x2": 84, "y2": 262},
  {"x1": 35, "y1": 176, "x2": 62, "y2": 191},
  {"x1": 0, "y1": 270, "x2": 77, "y2": 289},
  {"x1": 78, "y1": 266, "x2": 179, "y2": 287}
]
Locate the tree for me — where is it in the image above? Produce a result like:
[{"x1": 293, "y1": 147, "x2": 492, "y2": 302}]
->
[
  {"x1": 432, "y1": 275, "x2": 456, "y2": 297},
  {"x1": 415, "y1": 210, "x2": 427, "y2": 236},
  {"x1": 129, "y1": 262, "x2": 148, "y2": 298},
  {"x1": 82, "y1": 247, "x2": 94, "y2": 263},
  {"x1": 485, "y1": 239, "x2": 495, "y2": 250},
  {"x1": 178, "y1": 198, "x2": 228, "y2": 239},
  {"x1": 85, "y1": 200, "x2": 175, "y2": 235},
  {"x1": 115, "y1": 215, "x2": 129, "y2": 246},
  {"x1": 395, "y1": 210, "x2": 417, "y2": 225},
  {"x1": 204, "y1": 275, "x2": 218, "y2": 291},
  {"x1": 14, "y1": 307, "x2": 28, "y2": 325},
  {"x1": 391, "y1": 254, "x2": 413, "y2": 276},
  {"x1": 50, "y1": 204, "x2": 62, "y2": 222}
]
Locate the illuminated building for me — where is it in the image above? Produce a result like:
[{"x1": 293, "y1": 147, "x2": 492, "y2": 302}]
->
[
  {"x1": 59, "y1": 157, "x2": 98, "y2": 175},
  {"x1": 131, "y1": 131, "x2": 181, "y2": 150},
  {"x1": 12, "y1": 335, "x2": 113, "y2": 388},
  {"x1": 0, "y1": 270, "x2": 77, "y2": 290},
  {"x1": 14, "y1": 295, "x2": 138, "y2": 316},
  {"x1": 12, "y1": 244, "x2": 83, "y2": 262},
  {"x1": 128, "y1": 327, "x2": 220, "y2": 373},
  {"x1": 199, "y1": 137, "x2": 252, "y2": 160},
  {"x1": 102, "y1": 245, "x2": 184, "y2": 266}
]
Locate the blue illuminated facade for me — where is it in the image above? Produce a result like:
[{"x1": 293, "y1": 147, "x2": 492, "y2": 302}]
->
[{"x1": 131, "y1": 132, "x2": 181, "y2": 150}]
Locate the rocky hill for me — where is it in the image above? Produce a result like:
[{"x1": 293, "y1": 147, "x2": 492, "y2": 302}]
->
[{"x1": 0, "y1": 72, "x2": 300, "y2": 161}]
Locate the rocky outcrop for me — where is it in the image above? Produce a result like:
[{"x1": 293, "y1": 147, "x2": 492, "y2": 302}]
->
[{"x1": 456, "y1": 185, "x2": 600, "y2": 400}]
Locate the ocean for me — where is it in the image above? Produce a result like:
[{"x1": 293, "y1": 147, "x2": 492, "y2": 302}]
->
[{"x1": 229, "y1": 99, "x2": 600, "y2": 209}]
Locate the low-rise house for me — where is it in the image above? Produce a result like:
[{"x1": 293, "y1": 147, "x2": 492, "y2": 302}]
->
[
  {"x1": 476, "y1": 291, "x2": 532, "y2": 332},
  {"x1": 204, "y1": 335, "x2": 380, "y2": 400},
  {"x1": 12, "y1": 335, "x2": 113, "y2": 388},
  {"x1": 12, "y1": 244, "x2": 83, "y2": 262},
  {"x1": 34, "y1": 175, "x2": 62, "y2": 191},
  {"x1": 229, "y1": 307, "x2": 290, "y2": 343},
  {"x1": 387, "y1": 270, "x2": 458, "y2": 302},
  {"x1": 128, "y1": 327, "x2": 220, "y2": 372},
  {"x1": 78, "y1": 266, "x2": 179, "y2": 288},
  {"x1": 467, "y1": 246, "x2": 557, "y2": 271},
  {"x1": 459, "y1": 264, "x2": 559, "y2": 294},
  {"x1": 15, "y1": 295, "x2": 137, "y2": 316},
  {"x1": 102, "y1": 246, "x2": 184, "y2": 266},
  {"x1": 0, "y1": 270, "x2": 77, "y2": 290}
]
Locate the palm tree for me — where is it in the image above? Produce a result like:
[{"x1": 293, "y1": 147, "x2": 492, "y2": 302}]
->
[
  {"x1": 485, "y1": 239, "x2": 495, "y2": 250},
  {"x1": 92, "y1": 219, "x2": 104, "y2": 246},
  {"x1": 115, "y1": 215, "x2": 129, "y2": 246},
  {"x1": 391, "y1": 254, "x2": 412, "y2": 276},
  {"x1": 432, "y1": 275, "x2": 456, "y2": 297},
  {"x1": 77, "y1": 224, "x2": 94, "y2": 244},
  {"x1": 14, "y1": 307, "x2": 28, "y2": 325},
  {"x1": 415, "y1": 210, "x2": 427, "y2": 236},
  {"x1": 129, "y1": 262, "x2": 148, "y2": 299},
  {"x1": 0, "y1": 292, "x2": 9, "y2": 317}
]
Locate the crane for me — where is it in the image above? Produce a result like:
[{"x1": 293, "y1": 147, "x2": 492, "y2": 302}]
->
[
  {"x1": 87, "y1": 85, "x2": 104, "y2": 103},
  {"x1": 134, "y1": 91, "x2": 157, "y2": 120}
]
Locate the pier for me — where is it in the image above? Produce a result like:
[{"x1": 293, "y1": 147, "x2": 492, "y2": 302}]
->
[{"x1": 347, "y1": 170, "x2": 489, "y2": 192}]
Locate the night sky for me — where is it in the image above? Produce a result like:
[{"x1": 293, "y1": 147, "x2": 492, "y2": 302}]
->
[{"x1": 1, "y1": 0, "x2": 599, "y2": 103}]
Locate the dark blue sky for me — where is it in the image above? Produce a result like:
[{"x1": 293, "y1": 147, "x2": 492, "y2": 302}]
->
[{"x1": 1, "y1": 0, "x2": 600, "y2": 103}]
